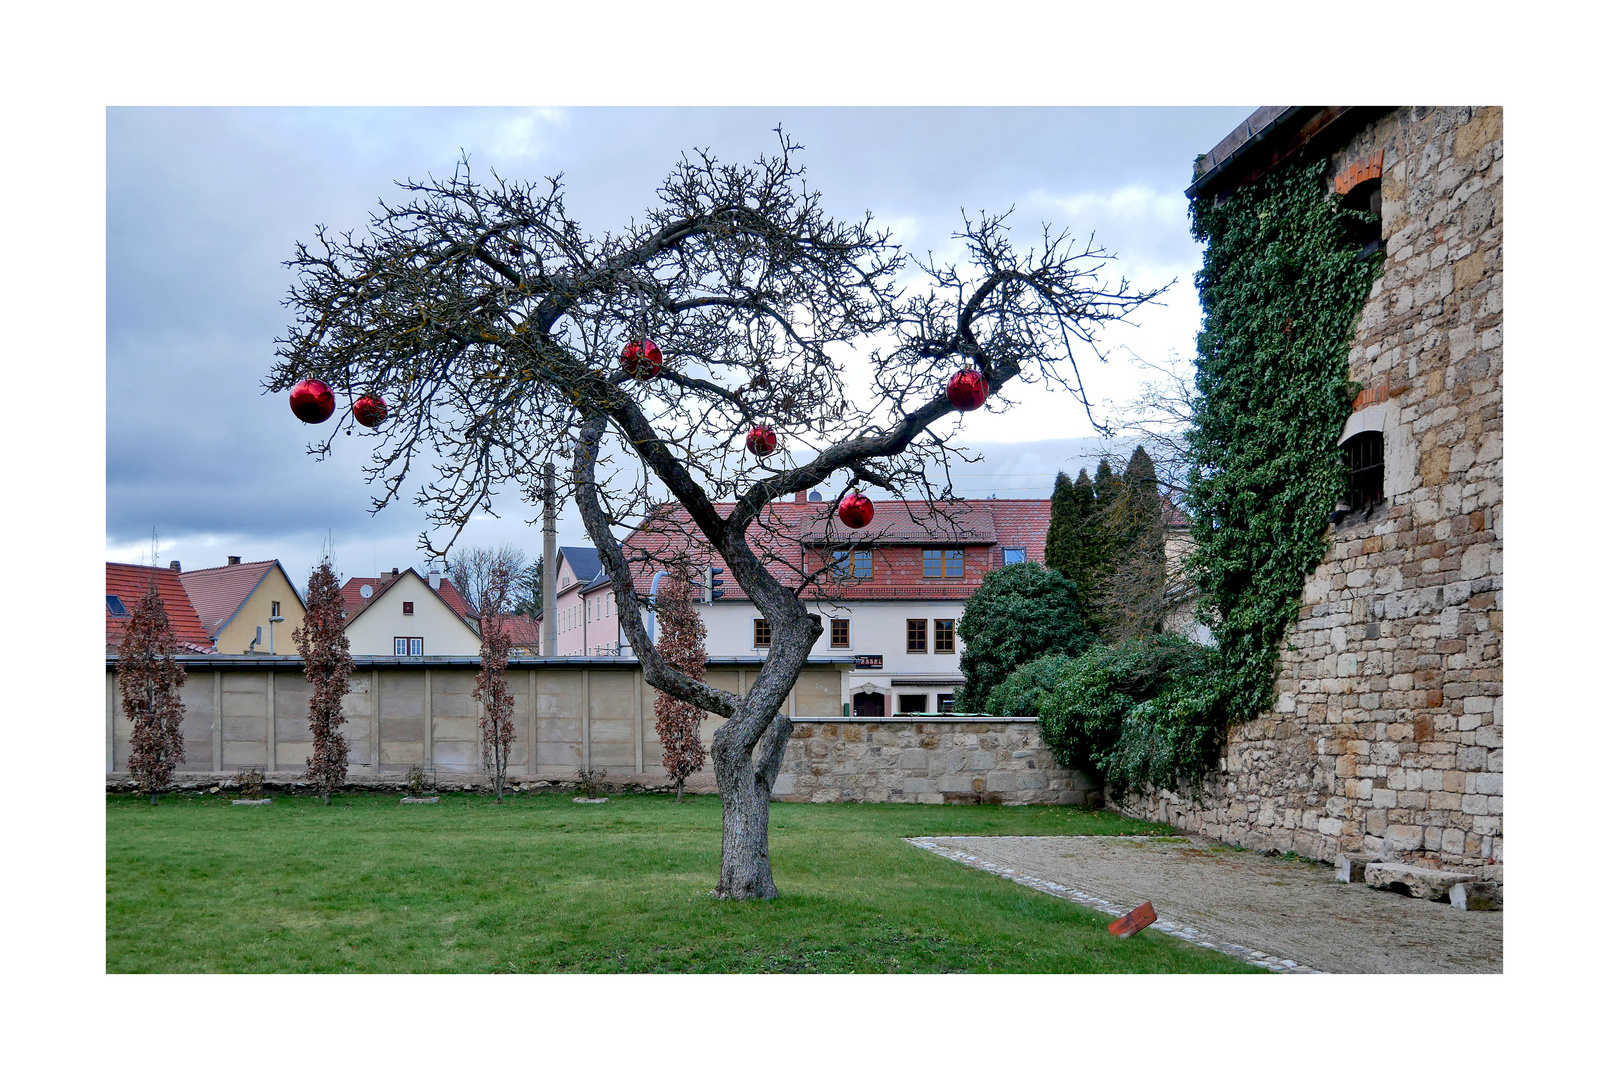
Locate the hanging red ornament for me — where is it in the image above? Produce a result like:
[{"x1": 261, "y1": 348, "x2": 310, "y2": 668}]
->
[
  {"x1": 352, "y1": 394, "x2": 388, "y2": 427},
  {"x1": 745, "y1": 424, "x2": 778, "y2": 457},
  {"x1": 289, "y1": 379, "x2": 335, "y2": 424},
  {"x1": 839, "y1": 492, "x2": 875, "y2": 529},
  {"x1": 621, "y1": 339, "x2": 664, "y2": 380},
  {"x1": 947, "y1": 368, "x2": 988, "y2": 412}
]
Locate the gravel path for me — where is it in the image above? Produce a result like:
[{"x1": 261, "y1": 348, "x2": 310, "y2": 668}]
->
[{"x1": 909, "y1": 835, "x2": 1502, "y2": 974}]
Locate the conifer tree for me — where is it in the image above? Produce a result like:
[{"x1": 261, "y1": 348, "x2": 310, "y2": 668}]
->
[
  {"x1": 118, "y1": 576, "x2": 187, "y2": 805},
  {"x1": 653, "y1": 573, "x2": 709, "y2": 801},
  {"x1": 475, "y1": 565, "x2": 517, "y2": 803},
  {"x1": 293, "y1": 561, "x2": 352, "y2": 805},
  {"x1": 1045, "y1": 471, "x2": 1078, "y2": 578},
  {"x1": 1095, "y1": 445, "x2": 1169, "y2": 640}
]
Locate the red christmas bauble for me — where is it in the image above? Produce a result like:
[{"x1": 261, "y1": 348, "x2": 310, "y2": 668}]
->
[
  {"x1": 947, "y1": 368, "x2": 988, "y2": 412},
  {"x1": 621, "y1": 339, "x2": 664, "y2": 380},
  {"x1": 352, "y1": 394, "x2": 388, "y2": 427},
  {"x1": 289, "y1": 379, "x2": 335, "y2": 424},
  {"x1": 745, "y1": 424, "x2": 778, "y2": 457},
  {"x1": 839, "y1": 492, "x2": 875, "y2": 529}
]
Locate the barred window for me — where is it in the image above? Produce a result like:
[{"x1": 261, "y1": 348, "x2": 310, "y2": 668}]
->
[
  {"x1": 1342, "y1": 430, "x2": 1385, "y2": 512},
  {"x1": 907, "y1": 619, "x2": 927, "y2": 653},
  {"x1": 923, "y1": 549, "x2": 964, "y2": 577},
  {"x1": 830, "y1": 619, "x2": 850, "y2": 648},
  {"x1": 933, "y1": 619, "x2": 955, "y2": 653},
  {"x1": 753, "y1": 619, "x2": 772, "y2": 649}
]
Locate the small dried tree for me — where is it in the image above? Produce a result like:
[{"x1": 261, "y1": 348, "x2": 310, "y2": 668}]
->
[
  {"x1": 474, "y1": 564, "x2": 517, "y2": 802},
  {"x1": 293, "y1": 560, "x2": 353, "y2": 805},
  {"x1": 448, "y1": 544, "x2": 528, "y2": 616},
  {"x1": 118, "y1": 575, "x2": 187, "y2": 804},
  {"x1": 653, "y1": 572, "x2": 709, "y2": 801}
]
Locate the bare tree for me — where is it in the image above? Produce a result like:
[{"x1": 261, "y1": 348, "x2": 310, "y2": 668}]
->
[
  {"x1": 294, "y1": 561, "x2": 352, "y2": 804},
  {"x1": 118, "y1": 575, "x2": 186, "y2": 805},
  {"x1": 653, "y1": 571, "x2": 709, "y2": 801},
  {"x1": 475, "y1": 564, "x2": 516, "y2": 802},
  {"x1": 268, "y1": 132, "x2": 1160, "y2": 898},
  {"x1": 446, "y1": 544, "x2": 528, "y2": 616}
]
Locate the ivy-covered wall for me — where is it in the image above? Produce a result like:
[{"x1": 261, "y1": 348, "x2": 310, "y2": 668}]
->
[{"x1": 1116, "y1": 107, "x2": 1504, "y2": 870}]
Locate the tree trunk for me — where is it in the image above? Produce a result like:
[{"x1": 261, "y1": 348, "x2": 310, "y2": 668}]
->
[
  {"x1": 676, "y1": 779, "x2": 683, "y2": 803},
  {"x1": 150, "y1": 793, "x2": 158, "y2": 806},
  {"x1": 711, "y1": 709, "x2": 792, "y2": 900},
  {"x1": 323, "y1": 790, "x2": 331, "y2": 806}
]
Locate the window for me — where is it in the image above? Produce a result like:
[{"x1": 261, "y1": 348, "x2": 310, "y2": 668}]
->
[
  {"x1": 1003, "y1": 548, "x2": 1026, "y2": 565},
  {"x1": 394, "y1": 636, "x2": 422, "y2": 656},
  {"x1": 106, "y1": 595, "x2": 128, "y2": 616},
  {"x1": 907, "y1": 619, "x2": 927, "y2": 653},
  {"x1": 403, "y1": 601, "x2": 414, "y2": 615},
  {"x1": 830, "y1": 618, "x2": 850, "y2": 648},
  {"x1": 923, "y1": 549, "x2": 964, "y2": 578},
  {"x1": 271, "y1": 601, "x2": 281, "y2": 617},
  {"x1": 829, "y1": 549, "x2": 873, "y2": 578},
  {"x1": 897, "y1": 694, "x2": 928, "y2": 715},
  {"x1": 936, "y1": 693, "x2": 955, "y2": 714},
  {"x1": 933, "y1": 619, "x2": 956, "y2": 653},
  {"x1": 753, "y1": 619, "x2": 772, "y2": 649},
  {"x1": 1340, "y1": 177, "x2": 1383, "y2": 256},
  {"x1": 1341, "y1": 430, "x2": 1385, "y2": 515}
]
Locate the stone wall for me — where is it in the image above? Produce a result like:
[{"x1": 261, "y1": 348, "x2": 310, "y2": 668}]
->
[
  {"x1": 1118, "y1": 107, "x2": 1502, "y2": 870},
  {"x1": 773, "y1": 717, "x2": 1100, "y2": 805}
]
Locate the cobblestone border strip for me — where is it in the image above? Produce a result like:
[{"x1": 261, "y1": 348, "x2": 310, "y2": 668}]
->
[{"x1": 906, "y1": 836, "x2": 1322, "y2": 974}]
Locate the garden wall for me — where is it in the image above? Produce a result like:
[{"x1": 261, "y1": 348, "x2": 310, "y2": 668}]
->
[
  {"x1": 105, "y1": 655, "x2": 847, "y2": 788},
  {"x1": 1118, "y1": 106, "x2": 1502, "y2": 870},
  {"x1": 773, "y1": 718, "x2": 1099, "y2": 806}
]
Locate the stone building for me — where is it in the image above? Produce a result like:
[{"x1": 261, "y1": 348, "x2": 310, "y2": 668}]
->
[{"x1": 1119, "y1": 106, "x2": 1503, "y2": 870}]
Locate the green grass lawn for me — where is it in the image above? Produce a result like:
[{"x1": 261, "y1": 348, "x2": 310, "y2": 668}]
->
[{"x1": 106, "y1": 791, "x2": 1258, "y2": 973}]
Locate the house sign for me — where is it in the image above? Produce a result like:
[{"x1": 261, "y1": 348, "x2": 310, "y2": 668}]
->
[{"x1": 854, "y1": 654, "x2": 883, "y2": 670}]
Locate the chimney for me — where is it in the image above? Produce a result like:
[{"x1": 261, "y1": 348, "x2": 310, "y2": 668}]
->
[
  {"x1": 383, "y1": 567, "x2": 398, "y2": 581},
  {"x1": 794, "y1": 490, "x2": 807, "y2": 504},
  {"x1": 227, "y1": 556, "x2": 240, "y2": 565},
  {"x1": 429, "y1": 570, "x2": 442, "y2": 591},
  {"x1": 169, "y1": 560, "x2": 181, "y2": 572}
]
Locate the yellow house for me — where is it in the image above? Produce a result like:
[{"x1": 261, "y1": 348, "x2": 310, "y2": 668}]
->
[{"x1": 179, "y1": 557, "x2": 308, "y2": 655}]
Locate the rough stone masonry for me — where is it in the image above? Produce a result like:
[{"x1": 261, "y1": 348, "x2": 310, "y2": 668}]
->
[{"x1": 1119, "y1": 107, "x2": 1502, "y2": 871}]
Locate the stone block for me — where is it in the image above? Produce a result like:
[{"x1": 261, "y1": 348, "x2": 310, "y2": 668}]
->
[
  {"x1": 897, "y1": 748, "x2": 927, "y2": 770},
  {"x1": 937, "y1": 775, "x2": 974, "y2": 794},
  {"x1": 1449, "y1": 880, "x2": 1502, "y2": 911},
  {"x1": 1335, "y1": 852, "x2": 1372, "y2": 883},
  {"x1": 1364, "y1": 862, "x2": 1476, "y2": 901},
  {"x1": 1384, "y1": 824, "x2": 1424, "y2": 852},
  {"x1": 984, "y1": 771, "x2": 1020, "y2": 793},
  {"x1": 771, "y1": 774, "x2": 797, "y2": 796}
]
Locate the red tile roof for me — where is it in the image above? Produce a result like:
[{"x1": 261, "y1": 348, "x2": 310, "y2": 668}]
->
[
  {"x1": 621, "y1": 497, "x2": 1053, "y2": 604},
  {"x1": 105, "y1": 563, "x2": 215, "y2": 654},
  {"x1": 340, "y1": 570, "x2": 475, "y2": 621},
  {"x1": 485, "y1": 614, "x2": 541, "y2": 645},
  {"x1": 178, "y1": 559, "x2": 278, "y2": 637}
]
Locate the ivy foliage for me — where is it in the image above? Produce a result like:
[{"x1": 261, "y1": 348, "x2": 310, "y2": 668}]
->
[
  {"x1": 956, "y1": 562, "x2": 1094, "y2": 712},
  {"x1": 1185, "y1": 153, "x2": 1383, "y2": 728},
  {"x1": 1036, "y1": 634, "x2": 1215, "y2": 795}
]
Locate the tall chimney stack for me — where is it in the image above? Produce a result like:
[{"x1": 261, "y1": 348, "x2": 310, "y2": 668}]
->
[
  {"x1": 169, "y1": 560, "x2": 181, "y2": 572},
  {"x1": 227, "y1": 556, "x2": 241, "y2": 565}
]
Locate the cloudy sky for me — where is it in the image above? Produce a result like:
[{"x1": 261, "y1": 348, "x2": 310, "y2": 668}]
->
[{"x1": 107, "y1": 106, "x2": 1250, "y2": 585}]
